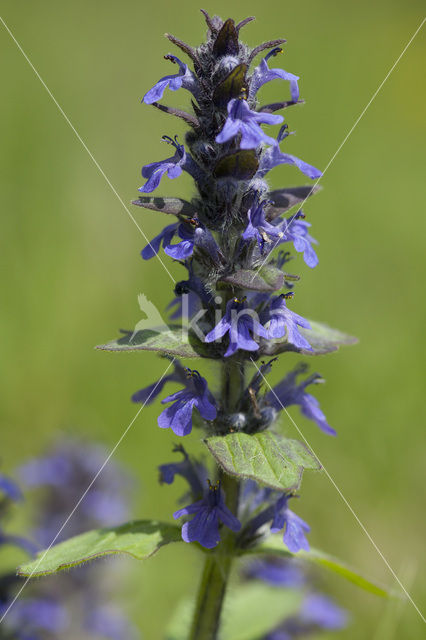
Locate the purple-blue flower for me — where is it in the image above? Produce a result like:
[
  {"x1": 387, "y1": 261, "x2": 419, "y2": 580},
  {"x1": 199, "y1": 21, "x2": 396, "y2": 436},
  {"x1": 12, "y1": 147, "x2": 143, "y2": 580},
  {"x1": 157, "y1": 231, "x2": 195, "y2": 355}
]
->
[
  {"x1": 249, "y1": 47, "x2": 300, "y2": 103},
  {"x1": 141, "y1": 218, "x2": 221, "y2": 262},
  {"x1": 139, "y1": 136, "x2": 199, "y2": 193},
  {"x1": 205, "y1": 297, "x2": 269, "y2": 357},
  {"x1": 158, "y1": 368, "x2": 217, "y2": 436},
  {"x1": 268, "y1": 365, "x2": 335, "y2": 436},
  {"x1": 216, "y1": 98, "x2": 283, "y2": 149},
  {"x1": 167, "y1": 274, "x2": 210, "y2": 321},
  {"x1": 258, "y1": 129, "x2": 322, "y2": 180},
  {"x1": 143, "y1": 55, "x2": 199, "y2": 104},
  {"x1": 242, "y1": 199, "x2": 284, "y2": 253},
  {"x1": 174, "y1": 481, "x2": 241, "y2": 548},
  {"x1": 158, "y1": 445, "x2": 206, "y2": 498},
  {"x1": 141, "y1": 222, "x2": 178, "y2": 260},
  {"x1": 271, "y1": 495, "x2": 310, "y2": 553},
  {"x1": 262, "y1": 294, "x2": 313, "y2": 351},
  {"x1": 132, "y1": 359, "x2": 187, "y2": 404},
  {"x1": 275, "y1": 216, "x2": 319, "y2": 268},
  {"x1": 165, "y1": 219, "x2": 221, "y2": 262}
]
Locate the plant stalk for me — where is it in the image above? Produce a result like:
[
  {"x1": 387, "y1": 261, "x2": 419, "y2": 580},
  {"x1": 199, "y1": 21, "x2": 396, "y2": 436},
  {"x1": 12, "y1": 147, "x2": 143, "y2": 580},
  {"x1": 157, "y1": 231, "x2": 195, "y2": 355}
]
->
[{"x1": 188, "y1": 354, "x2": 243, "y2": 640}]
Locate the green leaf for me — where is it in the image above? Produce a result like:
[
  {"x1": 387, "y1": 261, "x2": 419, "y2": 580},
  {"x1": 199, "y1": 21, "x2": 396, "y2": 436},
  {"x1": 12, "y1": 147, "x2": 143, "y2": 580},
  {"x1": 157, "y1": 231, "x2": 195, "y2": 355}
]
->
[
  {"x1": 213, "y1": 63, "x2": 247, "y2": 107},
  {"x1": 96, "y1": 326, "x2": 212, "y2": 359},
  {"x1": 132, "y1": 196, "x2": 196, "y2": 217},
  {"x1": 219, "y1": 265, "x2": 286, "y2": 292},
  {"x1": 167, "y1": 583, "x2": 301, "y2": 640},
  {"x1": 205, "y1": 432, "x2": 320, "y2": 492},
  {"x1": 250, "y1": 534, "x2": 392, "y2": 598},
  {"x1": 17, "y1": 520, "x2": 181, "y2": 578},
  {"x1": 214, "y1": 149, "x2": 259, "y2": 180},
  {"x1": 260, "y1": 320, "x2": 357, "y2": 357},
  {"x1": 212, "y1": 18, "x2": 239, "y2": 57}
]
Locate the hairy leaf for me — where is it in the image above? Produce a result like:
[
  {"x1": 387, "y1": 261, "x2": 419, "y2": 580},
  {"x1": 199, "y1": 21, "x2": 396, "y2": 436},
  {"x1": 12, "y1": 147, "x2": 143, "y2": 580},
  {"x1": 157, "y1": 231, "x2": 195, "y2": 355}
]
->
[
  {"x1": 266, "y1": 185, "x2": 321, "y2": 220},
  {"x1": 219, "y1": 265, "x2": 285, "y2": 292},
  {"x1": 96, "y1": 326, "x2": 212, "y2": 359},
  {"x1": 18, "y1": 520, "x2": 181, "y2": 578},
  {"x1": 260, "y1": 320, "x2": 357, "y2": 357},
  {"x1": 213, "y1": 63, "x2": 247, "y2": 107},
  {"x1": 235, "y1": 16, "x2": 255, "y2": 33},
  {"x1": 132, "y1": 196, "x2": 196, "y2": 217},
  {"x1": 214, "y1": 149, "x2": 259, "y2": 180},
  {"x1": 258, "y1": 100, "x2": 299, "y2": 113},
  {"x1": 167, "y1": 583, "x2": 301, "y2": 640},
  {"x1": 151, "y1": 102, "x2": 200, "y2": 128},
  {"x1": 213, "y1": 18, "x2": 239, "y2": 56},
  {"x1": 249, "y1": 535, "x2": 393, "y2": 598},
  {"x1": 205, "y1": 432, "x2": 320, "y2": 492}
]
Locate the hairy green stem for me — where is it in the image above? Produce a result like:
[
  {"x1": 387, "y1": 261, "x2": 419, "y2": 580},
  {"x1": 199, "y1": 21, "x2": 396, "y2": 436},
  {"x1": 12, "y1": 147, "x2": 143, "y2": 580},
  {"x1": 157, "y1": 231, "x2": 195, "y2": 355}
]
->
[
  {"x1": 188, "y1": 473, "x2": 240, "y2": 640},
  {"x1": 188, "y1": 355, "x2": 243, "y2": 640}
]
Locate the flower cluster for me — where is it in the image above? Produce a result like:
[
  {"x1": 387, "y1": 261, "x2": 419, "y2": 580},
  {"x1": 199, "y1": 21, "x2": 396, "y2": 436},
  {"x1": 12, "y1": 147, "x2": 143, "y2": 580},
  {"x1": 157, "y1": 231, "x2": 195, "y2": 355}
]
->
[
  {"x1": 128, "y1": 11, "x2": 338, "y2": 553},
  {"x1": 0, "y1": 439, "x2": 137, "y2": 640},
  {"x1": 0, "y1": 472, "x2": 66, "y2": 640}
]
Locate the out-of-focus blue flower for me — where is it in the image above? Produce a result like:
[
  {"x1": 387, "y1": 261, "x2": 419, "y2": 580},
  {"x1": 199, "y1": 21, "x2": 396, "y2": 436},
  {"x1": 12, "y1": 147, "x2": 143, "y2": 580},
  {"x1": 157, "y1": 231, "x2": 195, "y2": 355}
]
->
[
  {"x1": 158, "y1": 368, "x2": 217, "y2": 436},
  {"x1": 138, "y1": 137, "x2": 200, "y2": 193},
  {"x1": 300, "y1": 594, "x2": 348, "y2": 630},
  {"x1": 249, "y1": 47, "x2": 300, "y2": 103},
  {"x1": 0, "y1": 532, "x2": 38, "y2": 556},
  {"x1": 16, "y1": 437, "x2": 136, "y2": 640},
  {"x1": 245, "y1": 557, "x2": 305, "y2": 588},
  {"x1": 174, "y1": 481, "x2": 241, "y2": 548},
  {"x1": 0, "y1": 472, "x2": 37, "y2": 555},
  {"x1": 19, "y1": 438, "x2": 132, "y2": 545},
  {"x1": 205, "y1": 297, "x2": 268, "y2": 357},
  {"x1": 267, "y1": 365, "x2": 335, "y2": 436},
  {"x1": 143, "y1": 55, "x2": 199, "y2": 104},
  {"x1": 262, "y1": 295, "x2": 312, "y2": 351},
  {"x1": 0, "y1": 474, "x2": 23, "y2": 502},
  {"x1": 271, "y1": 495, "x2": 310, "y2": 553},
  {"x1": 216, "y1": 98, "x2": 283, "y2": 149},
  {"x1": 85, "y1": 604, "x2": 139, "y2": 640},
  {"x1": 265, "y1": 593, "x2": 348, "y2": 638},
  {"x1": 0, "y1": 598, "x2": 69, "y2": 638}
]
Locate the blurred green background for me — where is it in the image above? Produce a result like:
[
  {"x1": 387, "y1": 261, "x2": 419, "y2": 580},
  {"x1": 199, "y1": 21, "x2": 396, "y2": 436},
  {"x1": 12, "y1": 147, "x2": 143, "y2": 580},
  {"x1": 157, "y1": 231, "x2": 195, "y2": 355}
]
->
[{"x1": 1, "y1": 0, "x2": 425, "y2": 638}]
